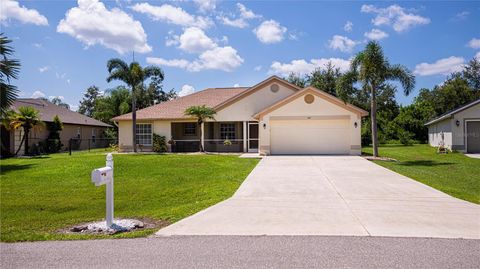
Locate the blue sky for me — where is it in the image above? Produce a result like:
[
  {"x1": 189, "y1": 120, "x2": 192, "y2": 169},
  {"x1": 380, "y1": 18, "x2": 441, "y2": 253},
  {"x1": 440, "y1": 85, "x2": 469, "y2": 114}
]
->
[{"x1": 1, "y1": 0, "x2": 479, "y2": 110}]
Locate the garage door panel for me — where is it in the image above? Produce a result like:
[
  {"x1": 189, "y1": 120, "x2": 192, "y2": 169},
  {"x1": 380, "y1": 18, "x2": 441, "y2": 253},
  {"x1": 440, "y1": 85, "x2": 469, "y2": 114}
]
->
[{"x1": 270, "y1": 119, "x2": 350, "y2": 155}]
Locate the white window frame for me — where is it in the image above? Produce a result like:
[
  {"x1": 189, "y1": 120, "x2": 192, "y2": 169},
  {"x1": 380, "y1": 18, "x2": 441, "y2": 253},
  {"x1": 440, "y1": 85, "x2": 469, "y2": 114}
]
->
[
  {"x1": 220, "y1": 123, "x2": 236, "y2": 140},
  {"x1": 136, "y1": 123, "x2": 153, "y2": 146}
]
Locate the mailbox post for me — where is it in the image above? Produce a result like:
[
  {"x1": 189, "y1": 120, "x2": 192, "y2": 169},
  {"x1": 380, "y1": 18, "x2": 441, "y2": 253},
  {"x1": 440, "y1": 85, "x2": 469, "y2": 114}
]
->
[{"x1": 91, "y1": 153, "x2": 114, "y2": 227}]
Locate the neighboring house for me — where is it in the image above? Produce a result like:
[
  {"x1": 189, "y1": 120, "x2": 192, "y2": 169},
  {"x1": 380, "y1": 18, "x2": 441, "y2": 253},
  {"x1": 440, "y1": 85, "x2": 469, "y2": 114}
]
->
[
  {"x1": 1, "y1": 99, "x2": 112, "y2": 156},
  {"x1": 113, "y1": 76, "x2": 368, "y2": 155},
  {"x1": 425, "y1": 99, "x2": 480, "y2": 153}
]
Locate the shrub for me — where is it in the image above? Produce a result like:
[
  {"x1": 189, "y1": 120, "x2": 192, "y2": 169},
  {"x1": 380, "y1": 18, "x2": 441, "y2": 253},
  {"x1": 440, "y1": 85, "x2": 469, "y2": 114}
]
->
[
  {"x1": 223, "y1": 139, "x2": 232, "y2": 146},
  {"x1": 398, "y1": 129, "x2": 414, "y2": 146},
  {"x1": 153, "y1": 133, "x2": 168, "y2": 153},
  {"x1": 45, "y1": 115, "x2": 64, "y2": 153}
]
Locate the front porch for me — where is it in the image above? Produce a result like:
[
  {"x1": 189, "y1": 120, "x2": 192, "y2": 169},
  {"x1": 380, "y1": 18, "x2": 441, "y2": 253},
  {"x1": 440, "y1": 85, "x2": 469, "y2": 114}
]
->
[{"x1": 171, "y1": 121, "x2": 258, "y2": 153}]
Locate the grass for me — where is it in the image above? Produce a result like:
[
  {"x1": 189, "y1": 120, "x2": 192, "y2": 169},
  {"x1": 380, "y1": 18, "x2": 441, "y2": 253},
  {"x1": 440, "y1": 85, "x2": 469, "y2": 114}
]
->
[
  {"x1": 363, "y1": 144, "x2": 480, "y2": 204},
  {"x1": 0, "y1": 151, "x2": 259, "y2": 242}
]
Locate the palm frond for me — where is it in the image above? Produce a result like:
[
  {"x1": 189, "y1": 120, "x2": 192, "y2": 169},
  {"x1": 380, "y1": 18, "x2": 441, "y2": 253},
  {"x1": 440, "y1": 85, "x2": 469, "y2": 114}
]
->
[
  {"x1": 144, "y1": 66, "x2": 164, "y2": 81},
  {"x1": 107, "y1": 58, "x2": 128, "y2": 74},
  {"x1": 0, "y1": 82, "x2": 19, "y2": 117},
  {"x1": 387, "y1": 64, "x2": 416, "y2": 96}
]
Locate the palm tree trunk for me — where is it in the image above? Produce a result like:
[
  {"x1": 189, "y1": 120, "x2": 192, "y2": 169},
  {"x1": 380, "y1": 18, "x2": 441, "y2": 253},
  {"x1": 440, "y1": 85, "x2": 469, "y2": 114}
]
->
[
  {"x1": 132, "y1": 85, "x2": 137, "y2": 153},
  {"x1": 15, "y1": 131, "x2": 25, "y2": 156},
  {"x1": 370, "y1": 85, "x2": 379, "y2": 157},
  {"x1": 24, "y1": 128, "x2": 30, "y2": 156}
]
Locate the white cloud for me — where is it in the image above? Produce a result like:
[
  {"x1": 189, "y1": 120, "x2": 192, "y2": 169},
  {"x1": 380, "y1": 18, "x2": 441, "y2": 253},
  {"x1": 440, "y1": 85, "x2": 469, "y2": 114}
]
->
[
  {"x1": 193, "y1": 0, "x2": 216, "y2": 13},
  {"x1": 219, "y1": 16, "x2": 248, "y2": 28},
  {"x1": 0, "y1": 0, "x2": 48, "y2": 26},
  {"x1": 147, "y1": 46, "x2": 243, "y2": 72},
  {"x1": 233, "y1": 83, "x2": 240, "y2": 88},
  {"x1": 361, "y1": 4, "x2": 430, "y2": 32},
  {"x1": 38, "y1": 66, "x2": 49, "y2": 73},
  {"x1": 237, "y1": 3, "x2": 261, "y2": 19},
  {"x1": 329, "y1": 35, "x2": 357, "y2": 53},
  {"x1": 467, "y1": 38, "x2": 480, "y2": 49},
  {"x1": 254, "y1": 65, "x2": 262, "y2": 71},
  {"x1": 218, "y1": 3, "x2": 260, "y2": 28},
  {"x1": 475, "y1": 52, "x2": 480, "y2": 60},
  {"x1": 178, "y1": 27, "x2": 216, "y2": 53},
  {"x1": 269, "y1": 58, "x2": 351, "y2": 76},
  {"x1": 49, "y1": 95, "x2": 64, "y2": 100},
  {"x1": 454, "y1": 11, "x2": 469, "y2": 21},
  {"x1": 414, "y1": 56, "x2": 465, "y2": 76},
  {"x1": 253, "y1": 20, "x2": 287, "y2": 44},
  {"x1": 165, "y1": 31, "x2": 179, "y2": 47},
  {"x1": 178, "y1": 84, "x2": 196, "y2": 97},
  {"x1": 57, "y1": 0, "x2": 151, "y2": 54},
  {"x1": 130, "y1": 2, "x2": 212, "y2": 29},
  {"x1": 31, "y1": 90, "x2": 46, "y2": 99},
  {"x1": 32, "y1": 43, "x2": 42, "y2": 48},
  {"x1": 344, "y1": 21, "x2": 353, "y2": 32},
  {"x1": 364, "y1": 29, "x2": 389, "y2": 40}
]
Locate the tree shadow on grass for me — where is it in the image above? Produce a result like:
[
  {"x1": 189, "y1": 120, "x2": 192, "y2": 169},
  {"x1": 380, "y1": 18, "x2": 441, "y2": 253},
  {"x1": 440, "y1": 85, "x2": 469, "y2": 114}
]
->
[
  {"x1": 398, "y1": 160, "x2": 454, "y2": 167},
  {"x1": 0, "y1": 164, "x2": 36, "y2": 175}
]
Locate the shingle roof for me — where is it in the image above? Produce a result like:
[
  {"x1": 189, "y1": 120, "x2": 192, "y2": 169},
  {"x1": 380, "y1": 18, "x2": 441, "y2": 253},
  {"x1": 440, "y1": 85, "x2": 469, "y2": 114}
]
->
[
  {"x1": 112, "y1": 87, "x2": 250, "y2": 121},
  {"x1": 11, "y1": 99, "x2": 111, "y2": 127},
  {"x1": 425, "y1": 98, "x2": 480, "y2": 126}
]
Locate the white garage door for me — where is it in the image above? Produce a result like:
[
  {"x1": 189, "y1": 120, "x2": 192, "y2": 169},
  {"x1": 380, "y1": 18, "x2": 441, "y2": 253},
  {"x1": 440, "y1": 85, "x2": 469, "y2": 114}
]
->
[{"x1": 270, "y1": 119, "x2": 350, "y2": 155}]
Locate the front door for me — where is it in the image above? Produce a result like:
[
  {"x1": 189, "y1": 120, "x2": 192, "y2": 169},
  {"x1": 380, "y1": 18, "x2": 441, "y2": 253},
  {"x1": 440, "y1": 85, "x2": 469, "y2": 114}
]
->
[
  {"x1": 248, "y1": 123, "x2": 259, "y2": 152},
  {"x1": 466, "y1": 121, "x2": 480, "y2": 153}
]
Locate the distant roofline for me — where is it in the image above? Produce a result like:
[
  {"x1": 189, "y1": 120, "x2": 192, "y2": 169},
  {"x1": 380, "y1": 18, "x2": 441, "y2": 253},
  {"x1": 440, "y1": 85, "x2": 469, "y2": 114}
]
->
[{"x1": 425, "y1": 98, "x2": 480, "y2": 126}]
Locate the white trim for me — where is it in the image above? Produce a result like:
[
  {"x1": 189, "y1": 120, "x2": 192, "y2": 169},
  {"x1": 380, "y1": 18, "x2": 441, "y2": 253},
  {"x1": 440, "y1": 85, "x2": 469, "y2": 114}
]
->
[
  {"x1": 135, "y1": 123, "x2": 153, "y2": 146},
  {"x1": 465, "y1": 119, "x2": 480, "y2": 153},
  {"x1": 243, "y1": 121, "x2": 247, "y2": 152}
]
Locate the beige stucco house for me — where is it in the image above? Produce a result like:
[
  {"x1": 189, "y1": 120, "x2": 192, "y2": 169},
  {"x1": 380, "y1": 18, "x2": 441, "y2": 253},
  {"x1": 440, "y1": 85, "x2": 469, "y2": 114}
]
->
[
  {"x1": 1, "y1": 99, "x2": 111, "y2": 156},
  {"x1": 113, "y1": 76, "x2": 368, "y2": 155},
  {"x1": 426, "y1": 99, "x2": 480, "y2": 153}
]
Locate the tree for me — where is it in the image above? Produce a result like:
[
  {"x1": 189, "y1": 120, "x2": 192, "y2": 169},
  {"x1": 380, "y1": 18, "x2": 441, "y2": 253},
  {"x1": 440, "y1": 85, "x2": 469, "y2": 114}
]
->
[
  {"x1": 307, "y1": 62, "x2": 341, "y2": 95},
  {"x1": 337, "y1": 41, "x2": 415, "y2": 157},
  {"x1": 94, "y1": 86, "x2": 131, "y2": 124},
  {"x1": 462, "y1": 57, "x2": 480, "y2": 90},
  {"x1": 9, "y1": 106, "x2": 44, "y2": 155},
  {"x1": 184, "y1": 105, "x2": 216, "y2": 152},
  {"x1": 50, "y1": 97, "x2": 70, "y2": 109},
  {"x1": 285, "y1": 73, "x2": 307, "y2": 88},
  {"x1": 106, "y1": 59, "x2": 164, "y2": 152},
  {"x1": 78, "y1": 86, "x2": 100, "y2": 117},
  {"x1": 46, "y1": 115, "x2": 64, "y2": 153},
  {"x1": 135, "y1": 80, "x2": 177, "y2": 109},
  {"x1": 0, "y1": 34, "x2": 21, "y2": 117}
]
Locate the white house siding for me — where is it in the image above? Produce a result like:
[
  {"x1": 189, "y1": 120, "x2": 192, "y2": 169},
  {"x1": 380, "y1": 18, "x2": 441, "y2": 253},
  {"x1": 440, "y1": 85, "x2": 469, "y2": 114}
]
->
[
  {"x1": 428, "y1": 119, "x2": 453, "y2": 149},
  {"x1": 451, "y1": 103, "x2": 480, "y2": 151},
  {"x1": 259, "y1": 92, "x2": 361, "y2": 155}
]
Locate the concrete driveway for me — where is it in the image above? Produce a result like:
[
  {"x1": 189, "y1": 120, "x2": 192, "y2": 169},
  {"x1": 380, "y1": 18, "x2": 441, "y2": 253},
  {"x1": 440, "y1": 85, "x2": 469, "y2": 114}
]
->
[{"x1": 156, "y1": 156, "x2": 480, "y2": 239}]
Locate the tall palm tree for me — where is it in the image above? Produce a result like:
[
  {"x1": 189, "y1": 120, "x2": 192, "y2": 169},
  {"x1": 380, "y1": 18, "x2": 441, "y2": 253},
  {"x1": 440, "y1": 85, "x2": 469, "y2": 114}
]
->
[
  {"x1": 106, "y1": 59, "x2": 164, "y2": 152},
  {"x1": 337, "y1": 41, "x2": 415, "y2": 157},
  {"x1": 184, "y1": 105, "x2": 216, "y2": 152},
  {"x1": 0, "y1": 34, "x2": 21, "y2": 117},
  {"x1": 9, "y1": 106, "x2": 44, "y2": 155}
]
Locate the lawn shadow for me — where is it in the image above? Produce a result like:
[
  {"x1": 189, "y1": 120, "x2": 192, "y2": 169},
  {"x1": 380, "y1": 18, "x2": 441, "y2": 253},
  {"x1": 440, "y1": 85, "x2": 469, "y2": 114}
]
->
[
  {"x1": 0, "y1": 164, "x2": 36, "y2": 175},
  {"x1": 398, "y1": 160, "x2": 454, "y2": 167}
]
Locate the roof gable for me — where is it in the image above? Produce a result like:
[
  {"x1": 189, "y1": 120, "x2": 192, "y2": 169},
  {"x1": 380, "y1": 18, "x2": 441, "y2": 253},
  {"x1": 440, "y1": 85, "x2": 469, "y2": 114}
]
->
[
  {"x1": 254, "y1": 87, "x2": 369, "y2": 119},
  {"x1": 425, "y1": 99, "x2": 480, "y2": 126},
  {"x1": 214, "y1": 76, "x2": 302, "y2": 112}
]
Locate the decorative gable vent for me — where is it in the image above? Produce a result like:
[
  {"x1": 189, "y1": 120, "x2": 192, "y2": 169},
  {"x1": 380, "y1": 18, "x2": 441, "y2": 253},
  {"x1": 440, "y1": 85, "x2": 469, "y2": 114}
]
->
[{"x1": 270, "y1": 84, "x2": 279, "y2": 93}]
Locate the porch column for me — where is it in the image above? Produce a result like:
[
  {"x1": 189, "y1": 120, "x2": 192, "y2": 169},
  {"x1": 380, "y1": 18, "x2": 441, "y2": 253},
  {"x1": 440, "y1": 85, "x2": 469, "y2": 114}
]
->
[
  {"x1": 243, "y1": 121, "x2": 247, "y2": 152},
  {"x1": 201, "y1": 123, "x2": 205, "y2": 151}
]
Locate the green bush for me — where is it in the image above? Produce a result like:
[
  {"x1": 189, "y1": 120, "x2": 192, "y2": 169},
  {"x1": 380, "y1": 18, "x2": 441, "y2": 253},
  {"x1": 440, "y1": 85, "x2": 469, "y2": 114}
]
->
[
  {"x1": 45, "y1": 115, "x2": 64, "y2": 153},
  {"x1": 153, "y1": 133, "x2": 168, "y2": 153},
  {"x1": 398, "y1": 129, "x2": 414, "y2": 146}
]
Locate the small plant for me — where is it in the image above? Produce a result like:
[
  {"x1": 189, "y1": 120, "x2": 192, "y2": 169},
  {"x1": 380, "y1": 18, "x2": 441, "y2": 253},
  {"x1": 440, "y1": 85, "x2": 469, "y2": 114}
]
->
[
  {"x1": 45, "y1": 115, "x2": 63, "y2": 153},
  {"x1": 223, "y1": 139, "x2": 232, "y2": 146},
  {"x1": 109, "y1": 143, "x2": 119, "y2": 152},
  {"x1": 153, "y1": 133, "x2": 168, "y2": 153}
]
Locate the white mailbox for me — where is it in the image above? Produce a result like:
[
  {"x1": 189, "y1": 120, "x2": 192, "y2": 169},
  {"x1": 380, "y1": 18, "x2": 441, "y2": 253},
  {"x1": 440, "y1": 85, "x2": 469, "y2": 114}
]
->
[{"x1": 91, "y1": 166, "x2": 113, "y2": 186}]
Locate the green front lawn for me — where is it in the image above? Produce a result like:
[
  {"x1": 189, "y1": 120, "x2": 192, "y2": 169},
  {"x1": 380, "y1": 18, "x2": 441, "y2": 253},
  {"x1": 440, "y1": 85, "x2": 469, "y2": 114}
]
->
[
  {"x1": 0, "y1": 151, "x2": 259, "y2": 242},
  {"x1": 363, "y1": 145, "x2": 480, "y2": 204}
]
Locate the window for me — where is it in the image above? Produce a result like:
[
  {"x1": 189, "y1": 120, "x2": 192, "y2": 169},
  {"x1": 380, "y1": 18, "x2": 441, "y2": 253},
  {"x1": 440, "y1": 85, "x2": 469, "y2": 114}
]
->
[
  {"x1": 136, "y1": 123, "x2": 152, "y2": 145},
  {"x1": 220, "y1": 123, "x2": 236, "y2": 140},
  {"x1": 184, "y1": 123, "x2": 196, "y2": 136}
]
